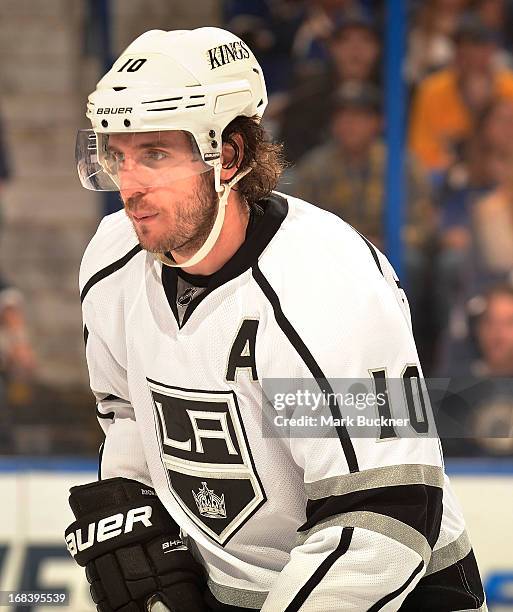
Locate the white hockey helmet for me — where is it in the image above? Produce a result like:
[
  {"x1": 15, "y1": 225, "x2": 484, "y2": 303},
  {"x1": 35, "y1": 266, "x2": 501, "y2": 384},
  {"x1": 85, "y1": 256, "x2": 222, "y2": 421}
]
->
[{"x1": 77, "y1": 27, "x2": 267, "y2": 193}]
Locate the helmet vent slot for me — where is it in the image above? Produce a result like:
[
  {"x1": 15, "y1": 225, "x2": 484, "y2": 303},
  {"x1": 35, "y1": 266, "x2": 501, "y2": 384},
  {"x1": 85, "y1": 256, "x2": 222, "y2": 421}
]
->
[
  {"x1": 185, "y1": 103, "x2": 205, "y2": 109},
  {"x1": 147, "y1": 106, "x2": 179, "y2": 112},
  {"x1": 142, "y1": 97, "x2": 183, "y2": 104},
  {"x1": 113, "y1": 87, "x2": 126, "y2": 91}
]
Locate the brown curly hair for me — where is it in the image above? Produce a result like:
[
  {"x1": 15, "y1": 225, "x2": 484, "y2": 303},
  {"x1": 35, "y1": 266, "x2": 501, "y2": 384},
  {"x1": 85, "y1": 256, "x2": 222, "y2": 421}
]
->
[{"x1": 221, "y1": 115, "x2": 287, "y2": 204}]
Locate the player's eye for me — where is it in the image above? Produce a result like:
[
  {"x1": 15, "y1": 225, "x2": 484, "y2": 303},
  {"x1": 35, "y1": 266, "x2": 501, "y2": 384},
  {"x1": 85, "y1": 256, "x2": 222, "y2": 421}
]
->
[
  {"x1": 142, "y1": 149, "x2": 169, "y2": 163},
  {"x1": 104, "y1": 149, "x2": 124, "y2": 168}
]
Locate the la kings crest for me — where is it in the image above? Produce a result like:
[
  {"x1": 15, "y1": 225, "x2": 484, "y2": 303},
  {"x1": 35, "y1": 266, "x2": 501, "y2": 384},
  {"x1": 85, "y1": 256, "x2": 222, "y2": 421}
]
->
[{"x1": 148, "y1": 378, "x2": 266, "y2": 545}]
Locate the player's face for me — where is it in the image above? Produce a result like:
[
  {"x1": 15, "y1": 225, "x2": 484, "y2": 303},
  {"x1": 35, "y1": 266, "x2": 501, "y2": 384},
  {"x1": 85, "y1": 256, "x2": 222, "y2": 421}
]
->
[{"x1": 108, "y1": 131, "x2": 217, "y2": 255}]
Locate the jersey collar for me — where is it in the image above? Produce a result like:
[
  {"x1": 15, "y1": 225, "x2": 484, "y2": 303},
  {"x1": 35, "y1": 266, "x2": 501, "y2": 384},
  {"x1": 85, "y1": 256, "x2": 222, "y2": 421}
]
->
[{"x1": 161, "y1": 192, "x2": 288, "y2": 328}]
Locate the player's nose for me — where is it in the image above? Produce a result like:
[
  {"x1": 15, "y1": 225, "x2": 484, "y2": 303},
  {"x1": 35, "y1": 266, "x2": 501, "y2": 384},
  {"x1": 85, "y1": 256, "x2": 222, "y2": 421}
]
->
[
  {"x1": 119, "y1": 184, "x2": 149, "y2": 206},
  {"x1": 117, "y1": 166, "x2": 149, "y2": 199}
]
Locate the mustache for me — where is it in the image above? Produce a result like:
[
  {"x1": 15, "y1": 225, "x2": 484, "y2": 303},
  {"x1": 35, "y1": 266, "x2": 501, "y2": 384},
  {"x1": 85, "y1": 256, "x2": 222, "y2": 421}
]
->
[{"x1": 125, "y1": 192, "x2": 147, "y2": 212}]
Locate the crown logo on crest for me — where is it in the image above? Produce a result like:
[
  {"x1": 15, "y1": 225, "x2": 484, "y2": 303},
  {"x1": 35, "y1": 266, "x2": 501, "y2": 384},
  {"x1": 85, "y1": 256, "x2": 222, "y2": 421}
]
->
[{"x1": 192, "y1": 482, "x2": 226, "y2": 519}]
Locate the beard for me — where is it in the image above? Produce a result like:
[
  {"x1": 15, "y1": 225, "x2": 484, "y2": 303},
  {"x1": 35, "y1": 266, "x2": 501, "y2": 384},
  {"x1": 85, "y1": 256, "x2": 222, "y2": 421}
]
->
[{"x1": 124, "y1": 171, "x2": 218, "y2": 256}]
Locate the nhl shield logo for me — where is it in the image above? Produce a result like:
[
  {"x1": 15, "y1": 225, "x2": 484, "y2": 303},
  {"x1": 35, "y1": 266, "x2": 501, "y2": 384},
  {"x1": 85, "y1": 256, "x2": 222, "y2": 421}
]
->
[
  {"x1": 177, "y1": 287, "x2": 198, "y2": 307},
  {"x1": 148, "y1": 379, "x2": 266, "y2": 545}
]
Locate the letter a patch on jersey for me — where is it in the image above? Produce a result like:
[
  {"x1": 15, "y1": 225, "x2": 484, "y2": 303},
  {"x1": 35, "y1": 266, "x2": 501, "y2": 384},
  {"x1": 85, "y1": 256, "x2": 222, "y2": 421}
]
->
[
  {"x1": 147, "y1": 379, "x2": 266, "y2": 545},
  {"x1": 226, "y1": 318, "x2": 259, "y2": 382}
]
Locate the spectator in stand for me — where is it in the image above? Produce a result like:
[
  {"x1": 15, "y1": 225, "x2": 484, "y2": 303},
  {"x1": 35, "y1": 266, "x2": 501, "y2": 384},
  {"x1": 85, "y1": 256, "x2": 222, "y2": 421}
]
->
[
  {"x1": 409, "y1": 12, "x2": 513, "y2": 179},
  {"x1": 287, "y1": 82, "x2": 434, "y2": 329},
  {"x1": 291, "y1": 0, "x2": 362, "y2": 67},
  {"x1": 436, "y1": 284, "x2": 513, "y2": 457},
  {"x1": 279, "y1": 8, "x2": 381, "y2": 163},
  {"x1": 434, "y1": 99, "x2": 513, "y2": 332},
  {"x1": 472, "y1": 152, "x2": 513, "y2": 283},
  {"x1": 406, "y1": 0, "x2": 469, "y2": 87},
  {"x1": 0, "y1": 278, "x2": 36, "y2": 391},
  {"x1": 474, "y1": 0, "x2": 513, "y2": 58},
  {"x1": 223, "y1": 2, "x2": 307, "y2": 137},
  {"x1": 0, "y1": 277, "x2": 36, "y2": 451},
  {"x1": 470, "y1": 284, "x2": 513, "y2": 377},
  {"x1": 223, "y1": 1, "x2": 306, "y2": 97}
]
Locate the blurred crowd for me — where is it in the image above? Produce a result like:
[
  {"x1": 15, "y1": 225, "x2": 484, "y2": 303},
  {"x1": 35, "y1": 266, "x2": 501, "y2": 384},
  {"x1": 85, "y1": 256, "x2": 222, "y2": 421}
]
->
[
  {"x1": 1, "y1": 0, "x2": 513, "y2": 456},
  {"x1": 225, "y1": 0, "x2": 513, "y2": 456},
  {"x1": 0, "y1": 105, "x2": 97, "y2": 455}
]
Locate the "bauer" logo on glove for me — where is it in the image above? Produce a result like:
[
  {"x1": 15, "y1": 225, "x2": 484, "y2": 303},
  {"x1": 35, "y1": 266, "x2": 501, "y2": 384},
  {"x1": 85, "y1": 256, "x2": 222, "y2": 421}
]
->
[{"x1": 66, "y1": 505, "x2": 153, "y2": 556}]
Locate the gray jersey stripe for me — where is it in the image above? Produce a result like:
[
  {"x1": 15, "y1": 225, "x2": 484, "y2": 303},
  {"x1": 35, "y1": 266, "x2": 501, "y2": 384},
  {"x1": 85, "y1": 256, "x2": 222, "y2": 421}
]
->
[
  {"x1": 425, "y1": 530, "x2": 472, "y2": 576},
  {"x1": 207, "y1": 579, "x2": 268, "y2": 609},
  {"x1": 296, "y1": 511, "x2": 432, "y2": 567},
  {"x1": 305, "y1": 463, "x2": 444, "y2": 499}
]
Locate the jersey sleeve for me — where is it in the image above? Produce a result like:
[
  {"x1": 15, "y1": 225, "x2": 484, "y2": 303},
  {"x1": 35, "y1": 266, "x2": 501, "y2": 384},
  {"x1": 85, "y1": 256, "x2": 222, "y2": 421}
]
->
[
  {"x1": 83, "y1": 307, "x2": 151, "y2": 484},
  {"x1": 257, "y1": 225, "x2": 444, "y2": 611},
  {"x1": 80, "y1": 218, "x2": 151, "y2": 485}
]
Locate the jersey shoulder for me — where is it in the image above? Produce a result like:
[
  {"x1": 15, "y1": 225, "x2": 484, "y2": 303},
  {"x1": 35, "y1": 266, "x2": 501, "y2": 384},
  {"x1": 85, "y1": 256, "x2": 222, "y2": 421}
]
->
[
  {"x1": 269, "y1": 192, "x2": 383, "y2": 284},
  {"x1": 263, "y1": 193, "x2": 410, "y2": 327},
  {"x1": 259, "y1": 194, "x2": 416, "y2": 372},
  {"x1": 79, "y1": 210, "x2": 141, "y2": 295}
]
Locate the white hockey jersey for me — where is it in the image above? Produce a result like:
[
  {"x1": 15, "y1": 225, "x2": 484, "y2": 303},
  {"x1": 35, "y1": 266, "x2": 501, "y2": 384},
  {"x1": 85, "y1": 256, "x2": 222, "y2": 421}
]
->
[{"x1": 79, "y1": 193, "x2": 486, "y2": 611}]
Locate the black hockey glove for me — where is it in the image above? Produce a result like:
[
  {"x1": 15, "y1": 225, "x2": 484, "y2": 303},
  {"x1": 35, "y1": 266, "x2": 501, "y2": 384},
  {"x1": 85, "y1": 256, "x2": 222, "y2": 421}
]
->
[{"x1": 64, "y1": 477, "x2": 207, "y2": 612}]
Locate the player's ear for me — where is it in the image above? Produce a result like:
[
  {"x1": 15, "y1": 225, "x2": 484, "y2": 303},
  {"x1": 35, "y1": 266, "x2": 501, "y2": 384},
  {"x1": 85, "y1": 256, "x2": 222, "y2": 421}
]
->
[{"x1": 220, "y1": 133, "x2": 244, "y2": 182}]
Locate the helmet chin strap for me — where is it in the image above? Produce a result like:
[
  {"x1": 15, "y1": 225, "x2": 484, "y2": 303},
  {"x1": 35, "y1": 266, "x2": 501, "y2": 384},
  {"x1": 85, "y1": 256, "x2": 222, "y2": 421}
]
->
[{"x1": 156, "y1": 164, "x2": 253, "y2": 269}]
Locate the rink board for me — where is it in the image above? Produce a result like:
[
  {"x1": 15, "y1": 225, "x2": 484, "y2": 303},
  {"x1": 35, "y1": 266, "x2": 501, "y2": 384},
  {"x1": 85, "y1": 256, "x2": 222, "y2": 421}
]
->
[{"x1": 0, "y1": 458, "x2": 512, "y2": 611}]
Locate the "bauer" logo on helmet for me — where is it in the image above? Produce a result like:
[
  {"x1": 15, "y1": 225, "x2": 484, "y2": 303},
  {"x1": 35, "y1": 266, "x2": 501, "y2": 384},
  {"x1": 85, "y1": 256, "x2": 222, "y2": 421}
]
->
[{"x1": 97, "y1": 107, "x2": 133, "y2": 115}]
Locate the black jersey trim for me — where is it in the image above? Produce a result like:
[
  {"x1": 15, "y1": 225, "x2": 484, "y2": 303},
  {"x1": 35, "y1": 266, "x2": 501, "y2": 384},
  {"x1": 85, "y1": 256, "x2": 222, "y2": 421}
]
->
[
  {"x1": 400, "y1": 549, "x2": 485, "y2": 611},
  {"x1": 161, "y1": 194, "x2": 288, "y2": 328},
  {"x1": 296, "y1": 510, "x2": 431, "y2": 566},
  {"x1": 252, "y1": 264, "x2": 359, "y2": 473},
  {"x1": 301, "y1": 484, "x2": 443, "y2": 548},
  {"x1": 98, "y1": 442, "x2": 104, "y2": 481},
  {"x1": 354, "y1": 229, "x2": 384, "y2": 276},
  {"x1": 369, "y1": 560, "x2": 424, "y2": 611},
  {"x1": 161, "y1": 264, "x2": 180, "y2": 325},
  {"x1": 80, "y1": 244, "x2": 142, "y2": 303},
  {"x1": 96, "y1": 407, "x2": 114, "y2": 420},
  {"x1": 103, "y1": 393, "x2": 122, "y2": 402},
  {"x1": 283, "y1": 527, "x2": 353, "y2": 612},
  {"x1": 96, "y1": 394, "x2": 125, "y2": 420}
]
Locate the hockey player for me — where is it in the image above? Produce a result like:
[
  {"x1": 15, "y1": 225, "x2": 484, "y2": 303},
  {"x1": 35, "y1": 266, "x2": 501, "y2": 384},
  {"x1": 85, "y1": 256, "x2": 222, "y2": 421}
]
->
[{"x1": 66, "y1": 27, "x2": 487, "y2": 612}]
